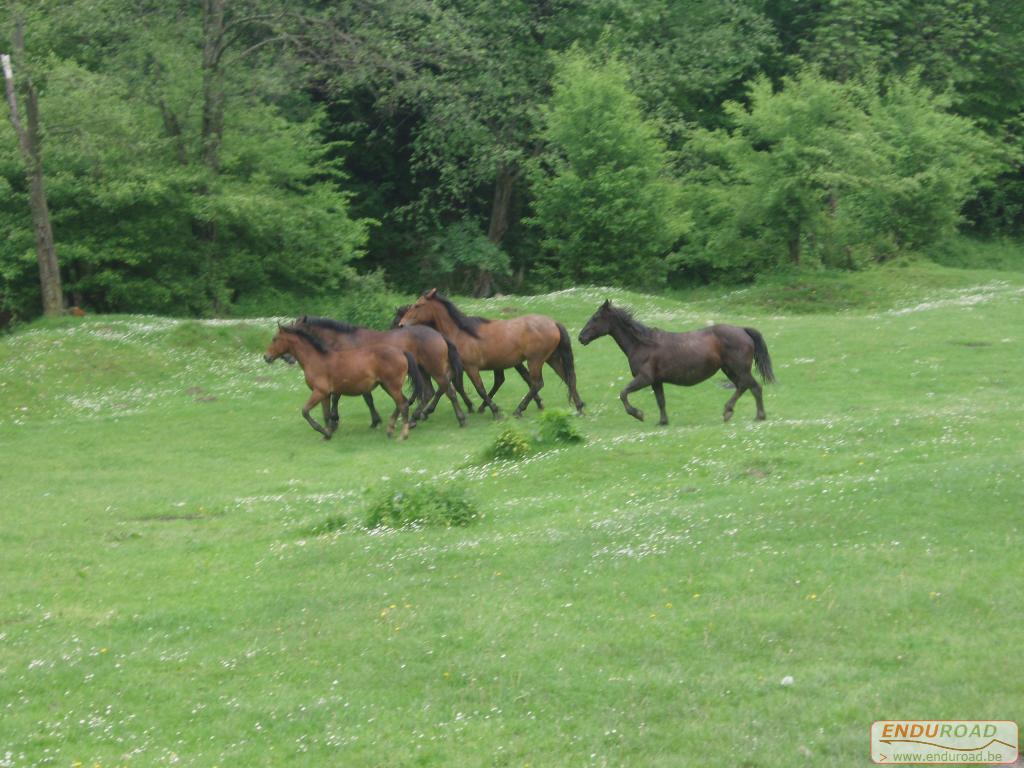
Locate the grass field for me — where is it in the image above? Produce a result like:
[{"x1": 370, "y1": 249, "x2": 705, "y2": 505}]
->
[{"x1": 1, "y1": 262, "x2": 1022, "y2": 767}]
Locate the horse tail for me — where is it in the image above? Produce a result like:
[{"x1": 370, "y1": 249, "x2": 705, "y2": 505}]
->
[
  {"x1": 555, "y1": 322, "x2": 579, "y2": 404},
  {"x1": 444, "y1": 336, "x2": 468, "y2": 399},
  {"x1": 403, "y1": 351, "x2": 428, "y2": 405},
  {"x1": 744, "y1": 327, "x2": 776, "y2": 384}
]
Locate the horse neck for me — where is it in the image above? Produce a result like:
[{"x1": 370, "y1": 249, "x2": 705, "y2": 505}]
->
[
  {"x1": 424, "y1": 305, "x2": 464, "y2": 341},
  {"x1": 607, "y1": 319, "x2": 643, "y2": 358},
  {"x1": 282, "y1": 334, "x2": 321, "y2": 369}
]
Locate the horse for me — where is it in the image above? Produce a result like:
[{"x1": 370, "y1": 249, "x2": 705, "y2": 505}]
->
[
  {"x1": 578, "y1": 301, "x2": 775, "y2": 425},
  {"x1": 398, "y1": 289, "x2": 585, "y2": 418},
  {"x1": 263, "y1": 325, "x2": 427, "y2": 440},
  {"x1": 390, "y1": 304, "x2": 539, "y2": 413},
  {"x1": 293, "y1": 316, "x2": 468, "y2": 428}
]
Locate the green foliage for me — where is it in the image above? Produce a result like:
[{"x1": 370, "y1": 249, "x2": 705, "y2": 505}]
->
[
  {"x1": 363, "y1": 483, "x2": 479, "y2": 529},
  {"x1": 424, "y1": 220, "x2": 511, "y2": 294},
  {"x1": 484, "y1": 425, "x2": 532, "y2": 461},
  {"x1": 0, "y1": 4, "x2": 369, "y2": 321},
  {"x1": 926, "y1": 236, "x2": 1024, "y2": 271},
  {"x1": 536, "y1": 409, "x2": 585, "y2": 446},
  {"x1": 676, "y1": 70, "x2": 1002, "y2": 280},
  {"x1": 230, "y1": 269, "x2": 395, "y2": 328},
  {"x1": 2, "y1": 0, "x2": 1022, "y2": 316},
  {"x1": 529, "y1": 50, "x2": 690, "y2": 289},
  {"x1": 304, "y1": 514, "x2": 348, "y2": 537}
]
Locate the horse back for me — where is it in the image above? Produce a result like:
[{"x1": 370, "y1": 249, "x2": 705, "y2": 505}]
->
[{"x1": 473, "y1": 313, "x2": 561, "y2": 368}]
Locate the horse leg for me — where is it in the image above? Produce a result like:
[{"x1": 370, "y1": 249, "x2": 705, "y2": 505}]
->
[
  {"x1": 363, "y1": 392, "x2": 382, "y2": 429},
  {"x1": 383, "y1": 381, "x2": 412, "y2": 440},
  {"x1": 446, "y1": 381, "x2": 468, "y2": 427},
  {"x1": 455, "y1": 375, "x2": 475, "y2": 412},
  {"x1": 721, "y1": 367, "x2": 750, "y2": 422},
  {"x1": 421, "y1": 375, "x2": 446, "y2": 418},
  {"x1": 652, "y1": 382, "x2": 669, "y2": 426},
  {"x1": 302, "y1": 391, "x2": 331, "y2": 438},
  {"x1": 479, "y1": 369, "x2": 505, "y2": 413},
  {"x1": 430, "y1": 373, "x2": 466, "y2": 427},
  {"x1": 467, "y1": 368, "x2": 501, "y2": 418},
  {"x1": 329, "y1": 393, "x2": 341, "y2": 432},
  {"x1": 747, "y1": 375, "x2": 766, "y2": 420},
  {"x1": 620, "y1": 373, "x2": 653, "y2": 422},
  {"x1": 514, "y1": 362, "x2": 543, "y2": 411},
  {"x1": 321, "y1": 399, "x2": 336, "y2": 439},
  {"x1": 512, "y1": 359, "x2": 544, "y2": 418}
]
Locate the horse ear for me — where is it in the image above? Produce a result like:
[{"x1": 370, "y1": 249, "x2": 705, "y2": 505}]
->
[
  {"x1": 602, "y1": 299, "x2": 611, "y2": 308},
  {"x1": 426, "y1": 288, "x2": 437, "y2": 298}
]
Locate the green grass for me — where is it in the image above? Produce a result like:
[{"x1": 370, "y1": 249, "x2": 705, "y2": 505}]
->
[{"x1": 1, "y1": 261, "x2": 1022, "y2": 766}]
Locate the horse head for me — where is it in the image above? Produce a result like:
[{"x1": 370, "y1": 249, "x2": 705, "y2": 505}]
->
[{"x1": 578, "y1": 300, "x2": 614, "y2": 345}]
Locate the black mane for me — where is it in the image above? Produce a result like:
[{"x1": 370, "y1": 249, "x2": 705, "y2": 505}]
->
[
  {"x1": 606, "y1": 304, "x2": 658, "y2": 343},
  {"x1": 431, "y1": 293, "x2": 489, "y2": 338},
  {"x1": 280, "y1": 325, "x2": 329, "y2": 354},
  {"x1": 300, "y1": 315, "x2": 362, "y2": 335}
]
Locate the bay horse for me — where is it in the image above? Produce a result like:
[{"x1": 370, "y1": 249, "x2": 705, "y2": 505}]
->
[
  {"x1": 578, "y1": 301, "x2": 775, "y2": 425},
  {"x1": 398, "y1": 289, "x2": 585, "y2": 418},
  {"x1": 264, "y1": 325, "x2": 426, "y2": 440},
  {"x1": 390, "y1": 304, "x2": 539, "y2": 413},
  {"x1": 294, "y1": 316, "x2": 468, "y2": 428}
]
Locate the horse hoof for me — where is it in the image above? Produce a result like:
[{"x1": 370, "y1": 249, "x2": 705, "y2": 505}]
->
[
  {"x1": 658, "y1": 419, "x2": 668, "y2": 427},
  {"x1": 630, "y1": 410, "x2": 644, "y2": 422},
  {"x1": 723, "y1": 410, "x2": 734, "y2": 422},
  {"x1": 756, "y1": 413, "x2": 766, "y2": 421}
]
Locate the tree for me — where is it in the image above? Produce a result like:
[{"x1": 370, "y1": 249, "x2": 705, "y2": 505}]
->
[
  {"x1": 676, "y1": 69, "x2": 1001, "y2": 279},
  {"x1": 529, "y1": 50, "x2": 689, "y2": 288},
  {"x1": 2, "y1": 12, "x2": 62, "y2": 315}
]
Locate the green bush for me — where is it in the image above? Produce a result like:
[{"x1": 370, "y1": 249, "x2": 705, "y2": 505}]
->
[
  {"x1": 231, "y1": 269, "x2": 396, "y2": 329},
  {"x1": 537, "y1": 409, "x2": 585, "y2": 445},
  {"x1": 484, "y1": 425, "x2": 532, "y2": 461},
  {"x1": 363, "y1": 484, "x2": 479, "y2": 530},
  {"x1": 304, "y1": 514, "x2": 348, "y2": 537}
]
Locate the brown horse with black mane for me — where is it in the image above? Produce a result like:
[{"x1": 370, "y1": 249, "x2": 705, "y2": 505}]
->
[
  {"x1": 390, "y1": 304, "x2": 539, "y2": 413},
  {"x1": 293, "y1": 316, "x2": 468, "y2": 428},
  {"x1": 264, "y1": 325, "x2": 426, "y2": 440},
  {"x1": 398, "y1": 289, "x2": 585, "y2": 418},
  {"x1": 578, "y1": 301, "x2": 775, "y2": 425}
]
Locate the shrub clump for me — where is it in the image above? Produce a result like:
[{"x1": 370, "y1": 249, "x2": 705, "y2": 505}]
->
[
  {"x1": 364, "y1": 484, "x2": 479, "y2": 530},
  {"x1": 305, "y1": 514, "x2": 348, "y2": 537},
  {"x1": 484, "y1": 425, "x2": 532, "y2": 461},
  {"x1": 537, "y1": 409, "x2": 584, "y2": 445}
]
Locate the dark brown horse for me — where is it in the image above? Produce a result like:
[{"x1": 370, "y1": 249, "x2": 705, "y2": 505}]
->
[
  {"x1": 264, "y1": 325, "x2": 426, "y2": 440},
  {"x1": 390, "y1": 304, "x2": 538, "y2": 413},
  {"x1": 398, "y1": 289, "x2": 584, "y2": 418},
  {"x1": 294, "y1": 316, "x2": 468, "y2": 428},
  {"x1": 578, "y1": 301, "x2": 775, "y2": 425}
]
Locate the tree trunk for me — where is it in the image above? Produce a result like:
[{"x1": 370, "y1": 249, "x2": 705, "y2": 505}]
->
[
  {"x1": 788, "y1": 223, "x2": 801, "y2": 266},
  {"x1": 3, "y1": 25, "x2": 63, "y2": 316},
  {"x1": 475, "y1": 164, "x2": 517, "y2": 297},
  {"x1": 201, "y1": 0, "x2": 227, "y2": 173}
]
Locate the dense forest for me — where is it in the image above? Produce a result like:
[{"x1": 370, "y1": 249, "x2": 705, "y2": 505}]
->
[{"x1": 1, "y1": 0, "x2": 1022, "y2": 321}]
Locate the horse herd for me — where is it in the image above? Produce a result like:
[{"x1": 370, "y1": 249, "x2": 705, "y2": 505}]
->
[{"x1": 263, "y1": 290, "x2": 776, "y2": 440}]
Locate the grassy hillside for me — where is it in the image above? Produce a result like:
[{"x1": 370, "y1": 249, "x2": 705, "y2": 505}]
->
[{"x1": 1, "y1": 262, "x2": 1022, "y2": 766}]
